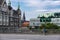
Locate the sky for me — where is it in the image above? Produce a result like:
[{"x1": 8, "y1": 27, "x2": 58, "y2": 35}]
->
[{"x1": 6, "y1": 0, "x2": 60, "y2": 20}]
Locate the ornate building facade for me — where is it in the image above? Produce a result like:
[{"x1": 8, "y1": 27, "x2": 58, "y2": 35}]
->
[{"x1": 0, "y1": 0, "x2": 21, "y2": 33}]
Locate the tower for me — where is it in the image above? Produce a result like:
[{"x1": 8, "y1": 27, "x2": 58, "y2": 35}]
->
[
  {"x1": 2, "y1": 0, "x2": 7, "y2": 7},
  {"x1": 1, "y1": 0, "x2": 8, "y2": 12},
  {"x1": 0, "y1": 0, "x2": 4, "y2": 5},
  {"x1": 8, "y1": 0, "x2": 11, "y2": 6},
  {"x1": 17, "y1": 1, "x2": 21, "y2": 27},
  {"x1": 4, "y1": 0, "x2": 6, "y2": 4},
  {"x1": 17, "y1": 0, "x2": 21, "y2": 15},
  {"x1": 23, "y1": 12, "x2": 26, "y2": 22},
  {"x1": 8, "y1": 0, "x2": 12, "y2": 10}
]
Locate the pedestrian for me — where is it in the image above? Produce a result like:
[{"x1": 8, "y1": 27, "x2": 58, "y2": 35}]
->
[{"x1": 43, "y1": 28, "x2": 47, "y2": 35}]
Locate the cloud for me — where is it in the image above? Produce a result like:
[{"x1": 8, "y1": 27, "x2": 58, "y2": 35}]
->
[
  {"x1": 23, "y1": 0, "x2": 60, "y2": 13},
  {"x1": 6, "y1": 0, "x2": 60, "y2": 10},
  {"x1": 6, "y1": 0, "x2": 60, "y2": 20},
  {"x1": 24, "y1": 1, "x2": 60, "y2": 7},
  {"x1": 36, "y1": 10, "x2": 48, "y2": 12},
  {"x1": 20, "y1": 0, "x2": 60, "y2": 20},
  {"x1": 23, "y1": 0, "x2": 40, "y2": 6},
  {"x1": 20, "y1": 0, "x2": 60, "y2": 10},
  {"x1": 35, "y1": 9, "x2": 60, "y2": 13}
]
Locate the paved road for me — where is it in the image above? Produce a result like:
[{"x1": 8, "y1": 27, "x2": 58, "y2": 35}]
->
[{"x1": 0, "y1": 34, "x2": 60, "y2": 40}]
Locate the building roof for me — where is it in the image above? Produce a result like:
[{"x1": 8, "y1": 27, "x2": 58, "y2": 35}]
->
[
  {"x1": 0, "y1": 0, "x2": 4, "y2": 5},
  {"x1": 22, "y1": 21, "x2": 29, "y2": 27},
  {"x1": 8, "y1": 6, "x2": 12, "y2": 10},
  {"x1": 13, "y1": 10, "x2": 18, "y2": 16},
  {"x1": 16, "y1": 9, "x2": 21, "y2": 15}
]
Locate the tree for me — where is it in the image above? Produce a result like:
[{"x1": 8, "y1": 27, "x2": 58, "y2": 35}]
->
[{"x1": 40, "y1": 23, "x2": 59, "y2": 29}]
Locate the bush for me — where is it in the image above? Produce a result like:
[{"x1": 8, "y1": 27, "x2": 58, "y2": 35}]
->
[{"x1": 40, "y1": 23, "x2": 59, "y2": 29}]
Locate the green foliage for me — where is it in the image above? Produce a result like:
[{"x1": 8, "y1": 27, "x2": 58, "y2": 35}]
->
[
  {"x1": 40, "y1": 23, "x2": 59, "y2": 29},
  {"x1": 35, "y1": 26, "x2": 39, "y2": 29},
  {"x1": 28, "y1": 26, "x2": 32, "y2": 30}
]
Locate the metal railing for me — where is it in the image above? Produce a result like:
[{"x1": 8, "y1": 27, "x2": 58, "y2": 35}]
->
[{"x1": 0, "y1": 29, "x2": 60, "y2": 34}]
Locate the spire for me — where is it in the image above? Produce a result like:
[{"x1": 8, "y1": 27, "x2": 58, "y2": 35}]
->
[
  {"x1": 2, "y1": 0, "x2": 6, "y2": 6},
  {"x1": 17, "y1": 0, "x2": 21, "y2": 15},
  {"x1": 23, "y1": 12, "x2": 26, "y2": 22},
  {"x1": 8, "y1": 0, "x2": 11, "y2": 6},
  {"x1": 17, "y1": 0, "x2": 20, "y2": 10},
  {"x1": 4, "y1": 0, "x2": 6, "y2": 4}
]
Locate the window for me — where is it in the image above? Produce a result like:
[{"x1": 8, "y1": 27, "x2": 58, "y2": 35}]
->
[
  {"x1": 10, "y1": 18, "x2": 13, "y2": 21},
  {"x1": 37, "y1": 23, "x2": 39, "y2": 26},
  {"x1": 0, "y1": 14, "x2": 2, "y2": 19},
  {"x1": 0, "y1": 21, "x2": 2, "y2": 25},
  {"x1": 11, "y1": 22, "x2": 14, "y2": 25}
]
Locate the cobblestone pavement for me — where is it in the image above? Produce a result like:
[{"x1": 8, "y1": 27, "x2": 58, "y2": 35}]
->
[{"x1": 0, "y1": 34, "x2": 60, "y2": 40}]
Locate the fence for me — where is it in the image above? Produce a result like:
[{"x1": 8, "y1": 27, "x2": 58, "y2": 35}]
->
[
  {"x1": 0, "y1": 29, "x2": 60, "y2": 34},
  {"x1": 19, "y1": 29, "x2": 60, "y2": 34}
]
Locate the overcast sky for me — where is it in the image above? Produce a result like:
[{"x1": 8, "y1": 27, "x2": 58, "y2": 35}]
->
[{"x1": 6, "y1": 0, "x2": 60, "y2": 20}]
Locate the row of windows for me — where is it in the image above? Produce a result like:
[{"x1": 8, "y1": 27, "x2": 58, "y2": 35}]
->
[
  {"x1": 40, "y1": 19, "x2": 51, "y2": 22},
  {"x1": 0, "y1": 22, "x2": 8, "y2": 25}
]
